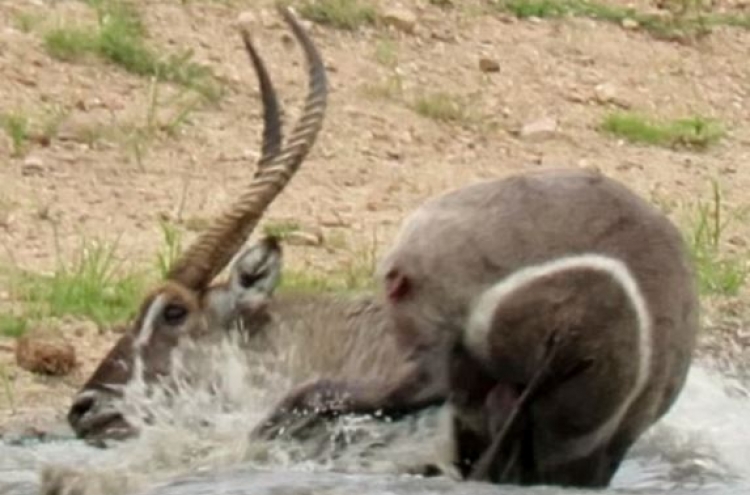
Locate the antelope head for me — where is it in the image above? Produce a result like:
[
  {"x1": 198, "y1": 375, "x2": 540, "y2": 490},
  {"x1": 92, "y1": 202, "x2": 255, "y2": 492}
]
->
[{"x1": 67, "y1": 6, "x2": 328, "y2": 443}]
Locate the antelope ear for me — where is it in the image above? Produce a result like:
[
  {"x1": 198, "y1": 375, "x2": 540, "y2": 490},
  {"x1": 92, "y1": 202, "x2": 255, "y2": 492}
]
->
[{"x1": 229, "y1": 236, "x2": 283, "y2": 300}]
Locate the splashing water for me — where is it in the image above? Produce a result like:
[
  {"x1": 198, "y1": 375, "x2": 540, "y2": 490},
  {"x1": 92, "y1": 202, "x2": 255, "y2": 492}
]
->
[{"x1": 1, "y1": 336, "x2": 749, "y2": 495}]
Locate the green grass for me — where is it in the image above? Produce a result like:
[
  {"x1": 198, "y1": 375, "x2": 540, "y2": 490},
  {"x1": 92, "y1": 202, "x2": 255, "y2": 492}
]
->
[
  {"x1": 0, "y1": 314, "x2": 27, "y2": 338},
  {"x1": 428, "y1": 0, "x2": 454, "y2": 7},
  {"x1": 155, "y1": 220, "x2": 184, "y2": 278},
  {"x1": 44, "y1": 28, "x2": 97, "y2": 62},
  {"x1": 362, "y1": 78, "x2": 479, "y2": 126},
  {"x1": 120, "y1": 77, "x2": 205, "y2": 168},
  {"x1": 2, "y1": 220, "x2": 378, "y2": 339},
  {"x1": 600, "y1": 112, "x2": 724, "y2": 150},
  {"x1": 278, "y1": 232, "x2": 379, "y2": 293},
  {"x1": 684, "y1": 180, "x2": 748, "y2": 296},
  {"x1": 0, "y1": 106, "x2": 76, "y2": 157},
  {"x1": 297, "y1": 0, "x2": 379, "y2": 30},
  {"x1": 280, "y1": 258, "x2": 376, "y2": 293},
  {"x1": 11, "y1": 238, "x2": 146, "y2": 327},
  {"x1": 263, "y1": 220, "x2": 302, "y2": 240},
  {"x1": 374, "y1": 38, "x2": 399, "y2": 68},
  {"x1": 412, "y1": 92, "x2": 471, "y2": 124},
  {"x1": 490, "y1": 0, "x2": 750, "y2": 41},
  {"x1": 13, "y1": 11, "x2": 45, "y2": 33},
  {"x1": 0, "y1": 112, "x2": 30, "y2": 157},
  {"x1": 361, "y1": 75, "x2": 404, "y2": 101},
  {"x1": 43, "y1": 0, "x2": 221, "y2": 101}
]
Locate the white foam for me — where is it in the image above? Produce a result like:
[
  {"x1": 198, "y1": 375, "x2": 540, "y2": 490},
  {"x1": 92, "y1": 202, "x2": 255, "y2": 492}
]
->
[{"x1": 1, "y1": 335, "x2": 748, "y2": 495}]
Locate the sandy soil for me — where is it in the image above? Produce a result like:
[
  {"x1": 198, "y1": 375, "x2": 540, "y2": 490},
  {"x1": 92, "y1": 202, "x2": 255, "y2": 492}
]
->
[{"x1": 1, "y1": 0, "x2": 750, "y2": 432}]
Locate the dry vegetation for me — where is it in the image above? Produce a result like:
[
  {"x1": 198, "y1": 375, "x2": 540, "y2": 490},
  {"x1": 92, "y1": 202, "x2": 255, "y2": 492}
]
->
[{"x1": 1, "y1": 0, "x2": 750, "y2": 431}]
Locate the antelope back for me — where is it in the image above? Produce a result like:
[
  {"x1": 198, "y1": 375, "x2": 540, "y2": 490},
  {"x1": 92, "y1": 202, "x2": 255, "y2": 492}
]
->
[{"x1": 250, "y1": 291, "x2": 412, "y2": 388}]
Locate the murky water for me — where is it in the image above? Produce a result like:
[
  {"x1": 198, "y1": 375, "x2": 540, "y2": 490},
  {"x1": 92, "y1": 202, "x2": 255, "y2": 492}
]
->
[{"x1": 1, "y1": 339, "x2": 749, "y2": 495}]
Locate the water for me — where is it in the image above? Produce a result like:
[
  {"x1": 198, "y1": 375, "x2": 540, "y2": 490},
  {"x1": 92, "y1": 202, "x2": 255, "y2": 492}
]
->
[{"x1": 1, "y1": 339, "x2": 749, "y2": 495}]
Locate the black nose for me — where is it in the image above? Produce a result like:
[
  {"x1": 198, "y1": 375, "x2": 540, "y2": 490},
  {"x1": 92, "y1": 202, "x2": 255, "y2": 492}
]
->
[{"x1": 68, "y1": 394, "x2": 96, "y2": 427}]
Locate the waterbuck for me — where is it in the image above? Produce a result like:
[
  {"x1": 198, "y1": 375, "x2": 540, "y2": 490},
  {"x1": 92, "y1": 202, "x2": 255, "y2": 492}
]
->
[
  {"x1": 67, "y1": 6, "x2": 443, "y2": 447},
  {"x1": 253, "y1": 168, "x2": 699, "y2": 488},
  {"x1": 66, "y1": 6, "x2": 698, "y2": 490},
  {"x1": 66, "y1": 5, "x2": 331, "y2": 442}
]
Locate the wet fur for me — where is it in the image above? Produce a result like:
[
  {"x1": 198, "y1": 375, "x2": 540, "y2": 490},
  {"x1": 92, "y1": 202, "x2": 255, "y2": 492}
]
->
[{"x1": 378, "y1": 169, "x2": 699, "y2": 488}]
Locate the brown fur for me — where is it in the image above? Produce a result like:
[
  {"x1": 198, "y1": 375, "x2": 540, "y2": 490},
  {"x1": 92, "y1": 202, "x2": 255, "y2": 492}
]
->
[
  {"x1": 247, "y1": 291, "x2": 445, "y2": 440},
  {"x1": 377, "y1": 168, "x2": 698, "y2": 488}
]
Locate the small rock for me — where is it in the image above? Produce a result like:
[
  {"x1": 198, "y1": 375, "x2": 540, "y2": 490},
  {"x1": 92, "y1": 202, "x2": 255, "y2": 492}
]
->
[
  {"x1": 478, "y1": 57, "x2": 500, "y2": 73},
  {"x1": 21, "y1": 156, "x2": 45, "y2": 176},
  {"x1": 728, "y1": 235, "x2": 746, "y2": 248},
  {"x1": 280, "y1": 32, "x2": 295, "y2": 48},
  {"x1": 518, "y1": 117, "x2": 559, "y2": 141},
  {"x1": 386, "y1": 150, "x2": 403, "y2": 160},
  {"x1": 594, "y1": 83, "x2": 617, "y2": 104},
  {"x1": 593, "y1": 83, "x2": 632, "y2": 109},
  {"x1": 235, "y1": 10, "x2": 257, "y2": 29},
  {"x1": 565, "y1": 91, "x2": 587, "y2": 103},
  {"x1": 382, "y1": 7, "x2": 418, "y2": 34},
  {"x1": 15, "y1": 327, "x2": 77, "y2": 376},
  {"x1": 320, "y1": 215, "x2": 350, "y2": 228},
  {"x1": 286, "y1": 230, "x2": 324, "y2": 247},
  {"x1": 12, "y1": 73, "x2": 37, "y2": 87},
  {"x1": 259, "y1": 8, "x2": 283, "y2": 29},
  {"x1": 431, "y1": 29, "x2": 456, "y2": 42},
  {"x1": 621, "y1": 18, "x2": 639, "y2": 29}
]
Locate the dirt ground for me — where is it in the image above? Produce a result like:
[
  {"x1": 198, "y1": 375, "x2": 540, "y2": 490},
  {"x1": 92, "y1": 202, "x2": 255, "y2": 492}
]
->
[{"x1": 1, "y1": 0, "x2": 750, "y2": 433}]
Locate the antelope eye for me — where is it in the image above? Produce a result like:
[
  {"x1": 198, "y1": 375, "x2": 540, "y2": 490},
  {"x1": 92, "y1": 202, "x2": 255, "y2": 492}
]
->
[{"x1": 163, "y1": 303, "x2": 188, "y2": 326}]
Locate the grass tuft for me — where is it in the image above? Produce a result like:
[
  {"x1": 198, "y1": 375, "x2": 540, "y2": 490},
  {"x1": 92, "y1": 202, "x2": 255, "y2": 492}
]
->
[
  {"x1": 0, "y1": 112, "x2": 30, "y2": 157},
  {"x1": 684, "y1": 180, "x2": 748, "y2": 296},
  {"x1": 155, "y1": 220, "x2": 184, "y2": 278},
  {"x1": 298, "y1": 0, "x2": 379, "y2": 30},
  {"x1": 413, "y1": 92, "x2": 471, "y2": 123},
  {"x1": 11, "y1": 238, "x2": 146, "y2": 326},
  {"x1": 0, "y1": 314, "x2": 27, "y2": 338},
  {"x1": 13, "y1": 11, "x2": 45, "y2": 33},
  {"x1": 44, "y1": 28, "x2": 97, "y2": 62},
  {"x1": 280, "y1": 257, "x2": 375, "y2": 293},
  {"x1": 1, "y1": 106, "x2": 72, "y2": 157},
  {"x1": 374, "y1": 38, "x2": 399, "y2": 68},
  {"x1": 43, "y1": 0, "x2": 221, "y2": 101},
  {"x1": 279, "y1": 232, "x2": 379, "y2": 294},
  {"x1": 489, "y1": 0, "x2": 750, "y2": 41},
  {"x1": 263, "y1": 220, "x2": 302, "y2": 240},
  {"x1": 600, "y1": 112, "x2": 724, "y2": 150}
]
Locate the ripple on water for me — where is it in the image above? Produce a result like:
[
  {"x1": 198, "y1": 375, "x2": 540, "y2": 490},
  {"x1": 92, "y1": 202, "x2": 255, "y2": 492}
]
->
[{"x1": 1, "y1": 340, "x2": 749, "y2": 495}]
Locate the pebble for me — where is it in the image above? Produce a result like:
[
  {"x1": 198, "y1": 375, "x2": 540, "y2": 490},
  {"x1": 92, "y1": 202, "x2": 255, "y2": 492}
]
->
[
  {"x1": 382, "y1": 7, "x2": 418, "y2": 34},
  {"x1": 479, "y1": 57, "x2": 500, "y2": 73}
]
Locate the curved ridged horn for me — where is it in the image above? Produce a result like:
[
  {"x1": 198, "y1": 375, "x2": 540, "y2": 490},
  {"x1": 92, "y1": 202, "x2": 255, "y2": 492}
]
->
[
  {"x1": 241, "y1": 26, "x2": 283, "y2": 170},
  {"x1": 166, "y1": 5, "x2": 328, "y2": 291}
]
